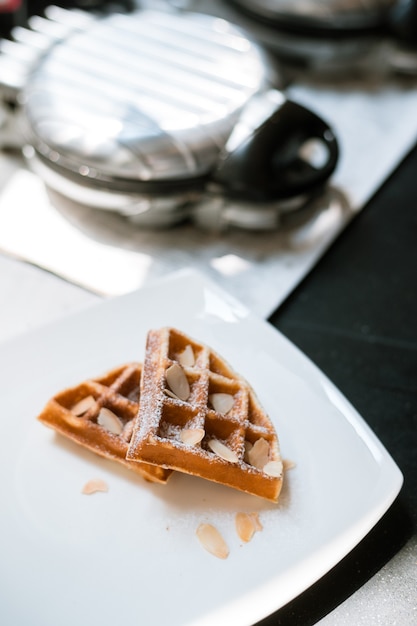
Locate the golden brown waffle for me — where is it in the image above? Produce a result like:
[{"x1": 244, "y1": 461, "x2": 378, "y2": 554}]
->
[
  {"x1": 37, "y1": 363, "x2": 171, "y2": 484},
  {"x1": 127, "y1": 328, "x2": 283, "y2": 501}
]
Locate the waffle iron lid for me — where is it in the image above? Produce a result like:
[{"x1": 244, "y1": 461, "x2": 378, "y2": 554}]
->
[{"x1": 21, "y1": 9, "x2": 272, "y2": 187}]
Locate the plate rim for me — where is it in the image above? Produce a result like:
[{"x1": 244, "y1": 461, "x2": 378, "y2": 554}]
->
[{"x1": 0, "y1": 268, "x2": 404, "y2": 626}]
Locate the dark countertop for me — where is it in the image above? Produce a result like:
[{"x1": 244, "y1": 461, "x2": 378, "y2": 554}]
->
[{"x1": 260, "y1": 141, "x2": 417, "y2": 624}]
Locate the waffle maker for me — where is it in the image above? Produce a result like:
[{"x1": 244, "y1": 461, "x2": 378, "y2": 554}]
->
[
  {"x1": 0, "y1": 5, "x2": 339, "y2": 230},
  {"x1": 222, "y1": 0, "x2": 417, "y2": 75}
]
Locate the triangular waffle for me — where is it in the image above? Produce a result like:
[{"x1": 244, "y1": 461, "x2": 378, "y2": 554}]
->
[
  {"x1": 37, "y1": 363, "x2": 171, "y2": 484},
  {"x1": 127, "y1": 328, "x2": 283, "y2": 501}
]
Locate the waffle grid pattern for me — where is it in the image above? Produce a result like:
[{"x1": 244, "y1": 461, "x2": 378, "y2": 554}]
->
[
  {"x1": 37, "y1": 363, "x2": 171, "y2": 484},
  {"x1": 127, "y1": 329, "x2": 282, "y2": 501}
]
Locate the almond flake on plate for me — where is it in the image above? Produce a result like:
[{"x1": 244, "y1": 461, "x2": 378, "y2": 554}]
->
[
  {"x1": 82, "y1": 478, "x2": 108, "y2": 495},
  {"x1": 283, "y1": 459, "x2": 296, "y2": 471},
  {"x1": 196, "y1": 523, "x2": 229, "y2": 559},
  {"x1": 235, "y1": 512, "x2": 263, "y2": 543}
]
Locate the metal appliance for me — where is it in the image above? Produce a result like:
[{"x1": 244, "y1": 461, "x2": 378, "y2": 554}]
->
[{"x1": 0, "y1": 5, "x2": 339, "y2": 230}]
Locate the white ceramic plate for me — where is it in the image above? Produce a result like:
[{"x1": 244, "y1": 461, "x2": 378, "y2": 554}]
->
[{"x1": 0, "y1": 269, "x2": 402, "y2": 626}]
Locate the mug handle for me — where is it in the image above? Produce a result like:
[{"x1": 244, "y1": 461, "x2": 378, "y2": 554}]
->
[{"x1": 212, "y1": 95, "x2": 339, "y2": 203}]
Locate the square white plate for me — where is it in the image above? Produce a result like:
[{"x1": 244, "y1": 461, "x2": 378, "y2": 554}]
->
[{"x1": 0, "y1": 269, "x2": 402, "y2": 626}]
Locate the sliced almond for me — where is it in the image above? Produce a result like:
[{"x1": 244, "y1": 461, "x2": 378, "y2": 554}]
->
[
  {"x1": 196, "y1": 523, "x2": 229, "y2": 559},
  {"x1": 178, "y1": 344, "x2": 195, "y2": 367},
  {"x1": 208, "y1": 439, "x2": 239, "y2": 463},
  {"x1": 71, "y1": 395, "x2": 96, "y2": 416},
  {"x1": 164, "y1": 388, "x2": 181, "y2": 400},
  {"x1": 249, "y1": 512, "x2": 263, "y2": 532},
  {"x1": 235, "y1": 512, "x2": 256, "y2": 542},
  {"x1": 247, "y1": 437, "x2": 270, "y2": 470},
  {"x1": 82, "y1": 478, "x2": 108, "y2": 495},
  {"x1": 263, "y1": 460, "x2": 283, "y2": 477},
  {"x1": 180, "y1": 428, "x2": 205, "y2": 446},
  {"x1": 209, "y1": 393, "x2": 234, "y2": 415},
  {"x1": 283, "y1": 459, "x2": 296, "y2": 471},
  {"x1": 243, "y1": 440, "x2": 253, "y2": 463},
  {"x1": 166, "y1": 363, "x2": 190, "y2": 401},
  {"x1": 121, "y1": 419, "x2": 134, "y2": 443},
  {"x1": 235, "y1": 512, "x2": 263, "y2": 542},
  {"x1": 97, "y1": 407, "x2": 123, "y2": 435}
]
